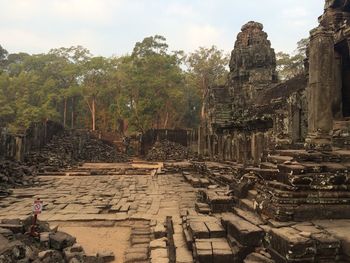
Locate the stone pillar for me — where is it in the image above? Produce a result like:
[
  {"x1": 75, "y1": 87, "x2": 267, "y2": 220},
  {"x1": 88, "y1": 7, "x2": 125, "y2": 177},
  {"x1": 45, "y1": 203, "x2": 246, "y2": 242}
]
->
[
  {"x1": 305, "y1": 28, "x2": 334, "y2": 151},
  {"x1": 198, "y1": 126, "x2": 204, "y2": 155},
  {"x1": 333, "y1": 51, "x2": 343, "y2": 119},
  {"x1": 251, "y1": 132, "x2": 264, "y2": 166},
  {"x1": 218, "y1": 135, "x2": 224, "y2": 161},
  {"x1": 207, "y1": 135, "x2": 212, "y2": 159},
  {"x1": 15, "y1": 136, "x2": 24, "y2": 162}
]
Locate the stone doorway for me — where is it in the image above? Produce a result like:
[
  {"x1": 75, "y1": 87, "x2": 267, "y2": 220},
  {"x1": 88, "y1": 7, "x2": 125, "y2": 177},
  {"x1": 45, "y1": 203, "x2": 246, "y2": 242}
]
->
[{"x1": 334, "y1": 40, "x2": 350, "y2": 119}]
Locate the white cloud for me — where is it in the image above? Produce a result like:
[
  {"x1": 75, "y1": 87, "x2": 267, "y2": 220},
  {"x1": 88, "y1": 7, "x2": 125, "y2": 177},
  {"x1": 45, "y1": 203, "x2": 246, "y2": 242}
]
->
[
  {"x1": 0, "y1": 0, "x2": 124, "y2": 25},
  {"x1": 185, "y1": 24, "x2": 224, "y2": 50},
  {"x1": 51, "y1": 0, "x2": 124, "y2": 25},
  {"x1": 0, "y1": 28, "x2": 52, "y2": 53},
  {"x1": 165, "y1": 3, "x2": 196, "y2": 17},
  {"x1": 282, "y1": 7, "x2": 308, "y2": 18},
  {"x1": 0, "y1": 0, "x2": 43, "y2": 21},
  {"x1": 0, "y1": 0, "x2": 325, "y2": 56},
  {"x1": 0, "y1": 27, "x2": 101, "y2": 54}
]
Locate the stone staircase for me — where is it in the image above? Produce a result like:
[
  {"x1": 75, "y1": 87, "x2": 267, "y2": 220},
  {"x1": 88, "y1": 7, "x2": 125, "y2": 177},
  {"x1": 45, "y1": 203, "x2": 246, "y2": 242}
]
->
[
  {"x1": 254, "y1": 149, "x2": 350, "y2": 221},
  {"x1": 188, "y1": 157, "x2": 350, "y2": 262}
]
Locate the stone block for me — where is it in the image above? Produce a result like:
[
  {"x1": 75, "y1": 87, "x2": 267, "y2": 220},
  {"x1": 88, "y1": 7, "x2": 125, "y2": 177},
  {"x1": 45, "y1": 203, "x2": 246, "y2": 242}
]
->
[
  {"x1": 268, "y1": 227, "x2": 315, "y2": 261},
  {"x1": 205, "y1": 222, "x2": 226, "y2": 238},
  {"x1": 124, "y1": 252, "x2": 148, "y2": 263},
  {"x1": 97, "y1": 251, "x2": 115, "y2": 262},
  {"x1": 150, "y1": 238, "x2": 167, "y2": 250},
  {"x1": 212, "y1": 239, "x2": 233, "y2": 263},
  {"x1": 154, "y1": 223, "x2": 166, "y2": 239},
  {"x1": 222, "y1": 213, "x2": 264, "y2": 247},
  {"x1": 150, "y1": 248, "x2": 168, "y2": 259},
  {"x1": 49, "y1": 231, "x2": 76, "y2": 250},
  {"x1": 194, "y1": 240, "x2": 212, "y2": 263},
  {"x1": 188, "y1": 222, "x2": 210, "y2": 239}
]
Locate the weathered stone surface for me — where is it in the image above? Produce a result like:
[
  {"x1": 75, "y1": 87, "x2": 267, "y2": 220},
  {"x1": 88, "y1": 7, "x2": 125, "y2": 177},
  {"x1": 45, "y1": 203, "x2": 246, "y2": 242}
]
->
[
  {"x1": 97, "y1": 251, "x2": 115, "y2": 262},
  {"x1": 154, "y1": 223, "x2": 166, "y2": 239},
  {"x1": 146, "y1": 140, "x2": 191, "y2": 161},
  {"x1": 244, "y1": 251, "x2": 274, "y2": 263},
  {"x1": 49, "y1": 231, "x2": 76, "y2": 250},
  {"x1": 38, "y1": 250, "x2": 65, "y2": 263},
  {"x1": 124, "y1": 252, "x2": 148, "y2": 263},
  {"x1": 150, "y1": 248, "x2": 168, "y2": 259},
  {"x1": 150, "y1": 238, "x2": 167, "y2": 250},
  {"x1": 267, "y1": 227, "x2": 318, "y2": 262},
  {"x1": 188, "y1": 222, "x2": 210, "y2": 239},
  {"x1": 229, "y1": 21, "x2": 277, "y2": 106},
  {"x1": 222, "y1": 213, "x2": 264, "y2": 247}
]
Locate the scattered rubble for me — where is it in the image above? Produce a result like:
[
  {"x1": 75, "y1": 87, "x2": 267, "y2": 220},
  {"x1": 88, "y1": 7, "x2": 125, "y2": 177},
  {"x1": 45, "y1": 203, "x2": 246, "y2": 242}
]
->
[
  {"x1": 0, "y1": 216, "x2": 115, "y2": 263},
  {"x1": 25, "y1": 131, "x2": 128, "y2": 172},
  {"x1": 0, "y1": 160, "x2": 36, "y2": 197},
  {"x1": 146, "y1": 140, "x2": 191, "y2": 161},
  {"x1": 0, "y1": 130, "x2": 128, "y2": 197}
]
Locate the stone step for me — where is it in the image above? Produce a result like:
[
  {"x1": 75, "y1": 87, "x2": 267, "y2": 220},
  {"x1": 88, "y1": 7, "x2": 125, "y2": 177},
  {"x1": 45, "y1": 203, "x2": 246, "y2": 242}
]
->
[
  {"x1": 247, "y1": 190, "x2": 258, "y2": 201},
  {"x1": 277, "y1": 163, "x2": 306, "y2": 174},
  {"x1": 221, "y1": 213, "x2": 264, "y2": 247},
  {"x1": 267, "y1": 155, "x2": 293, "y2": 164},
  {"x1": 260, "y1": 162, "x2": 277, "y2": 169},
  {"x1": 245, "y1": 168, "x2": 279, "y2": 181},
  {"x1": 193, "y1": 238, "x2": 234, "y2": 263},
  {"x1": 233, "y1": 207, "x2": 265, "y2": 226},
  {"x1": 239, "y1": 199, "x2": 255, "y2": 213},
  {"x1": 195, "y1": 202, "x2": 211, "y2": 214},
  {"x1": 277, "y1": 149, "x2": 350, "y2": 163}
]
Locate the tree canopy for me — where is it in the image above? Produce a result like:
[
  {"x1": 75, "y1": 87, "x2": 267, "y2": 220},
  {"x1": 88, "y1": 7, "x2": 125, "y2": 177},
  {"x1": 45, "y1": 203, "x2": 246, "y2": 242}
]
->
[
  {"x1": 276, "y1": 38, "x2": 309, "y2": 80},
  {"x1": 0, "y1": 36, "x2": 306, "y2": 133},
  {"x1": 0, "y1": 37, "x2": 228, "y2": 133}
]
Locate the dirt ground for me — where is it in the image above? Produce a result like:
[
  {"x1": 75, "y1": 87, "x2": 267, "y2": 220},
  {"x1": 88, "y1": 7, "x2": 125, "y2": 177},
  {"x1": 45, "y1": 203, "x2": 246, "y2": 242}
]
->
[{"x1": 61, "y1": 226, "x2": 131, "y2": 263}]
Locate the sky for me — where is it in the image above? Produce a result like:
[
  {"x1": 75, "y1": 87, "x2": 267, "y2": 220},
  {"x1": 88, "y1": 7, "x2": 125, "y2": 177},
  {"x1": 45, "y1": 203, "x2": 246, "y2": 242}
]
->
[{"x1": 0, "y1": 0, "x2": 325, "y2": 57}]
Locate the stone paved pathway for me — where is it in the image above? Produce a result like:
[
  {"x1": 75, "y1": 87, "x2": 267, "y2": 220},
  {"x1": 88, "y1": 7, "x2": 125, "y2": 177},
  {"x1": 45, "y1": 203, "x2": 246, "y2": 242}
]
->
[
  {"x1": 0, "y1": 162, "x2": 198, "y2": 263},
  {"x1": 0, "y1": 163, "x2": 197, "y2": 223}
]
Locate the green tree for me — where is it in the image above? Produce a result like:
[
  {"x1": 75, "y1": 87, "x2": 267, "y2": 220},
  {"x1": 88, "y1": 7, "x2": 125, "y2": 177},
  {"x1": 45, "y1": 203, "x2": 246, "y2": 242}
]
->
[
  {"x1": 276, "y1": 38, "x2": 309, "y2": 80},
  {"x1": 0, "y1": 39, "x2": 210, "y2": 133},
  {"x1": 49, "y1": 46, "x2": 91, "y2": 128},
  {"x1": 0, "y1": 45, "x2": 8, "y2": 60},
  {"x1": 116, "y1": 35, "x2": 186, "y2": 132},
  {"x1": 186, "y1": 46, "x2": 229, "y2": 124},
  {"x1": 0, "y1": 73, "x2": 15, "y2": 124},
  {"x1": 81, "y1": 56, "x2": 113, "y2": 131},
  {"x1": 0, "y1": 45, "x2": 8, "y2": 70}
]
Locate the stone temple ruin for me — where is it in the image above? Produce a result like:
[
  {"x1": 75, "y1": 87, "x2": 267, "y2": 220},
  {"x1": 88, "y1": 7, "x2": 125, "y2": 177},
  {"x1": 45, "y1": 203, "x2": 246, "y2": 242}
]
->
[
  {"x1": 199, "y1": 0, "x2": 350, "y2": 221},
  {"x1": 2, "y1": 1, "x2": 350, "y2": 263}
]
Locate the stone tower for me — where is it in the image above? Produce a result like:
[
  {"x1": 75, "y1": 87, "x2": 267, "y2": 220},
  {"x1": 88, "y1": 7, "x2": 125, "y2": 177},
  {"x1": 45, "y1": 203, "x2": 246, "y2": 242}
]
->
[{"x1": 228, "y1": 21, "x2": 277, "y2": 110}]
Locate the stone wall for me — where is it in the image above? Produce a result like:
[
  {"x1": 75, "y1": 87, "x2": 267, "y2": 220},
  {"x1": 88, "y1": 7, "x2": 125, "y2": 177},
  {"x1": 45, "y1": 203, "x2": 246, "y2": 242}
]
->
[{"x1": 0, "y1": 121, "x2": 64, "y2": 162}]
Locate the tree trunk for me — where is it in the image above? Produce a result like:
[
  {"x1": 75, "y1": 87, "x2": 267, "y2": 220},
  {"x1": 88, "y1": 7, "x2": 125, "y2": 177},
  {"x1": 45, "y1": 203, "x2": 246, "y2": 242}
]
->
[
  {"x1": 163, "y1": 111, "x2": 169, "y2": 129},
  {"x1": 63, "y1": 97, "x2": 67, "y2": 128},
  {"x1": 71, "y1": 97, "x2": 75, "y2": 129},
  {"x1": 199, "y1": 76, "x2": 208, "y2": 155},
  {"x1": 92, "y1": 97, "x2": 96, "y2": 131}
]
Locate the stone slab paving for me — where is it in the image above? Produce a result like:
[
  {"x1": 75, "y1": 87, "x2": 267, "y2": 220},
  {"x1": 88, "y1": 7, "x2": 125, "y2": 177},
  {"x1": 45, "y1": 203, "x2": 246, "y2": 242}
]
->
[
  {"x1": 0, "y1": 162, "x2": 198, "y2": 262},
  {"x1": 0, "y1": 165, "x2": 196, "y2": 223}
]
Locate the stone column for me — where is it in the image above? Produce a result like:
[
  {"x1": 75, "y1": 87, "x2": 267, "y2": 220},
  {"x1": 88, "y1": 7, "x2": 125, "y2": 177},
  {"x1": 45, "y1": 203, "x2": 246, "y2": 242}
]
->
[
  {"x1": 251, "y1": 132, "x2": 264, "y2": 166},
  {"x1": 218, "y1": 134, "x2": 224, "y2": 161},
  {"x1": 305, "y1": 27, "x2": 334, "y2": 151},
  {"x1": 198, "y1": 126, "x2": 205, "y2": 155}
]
